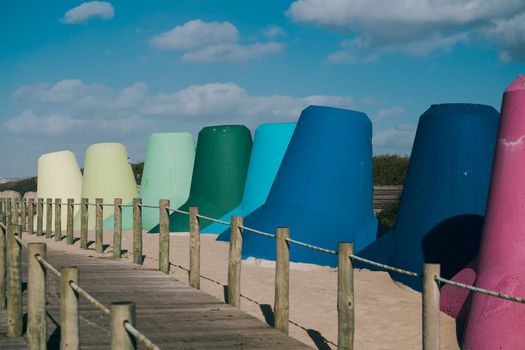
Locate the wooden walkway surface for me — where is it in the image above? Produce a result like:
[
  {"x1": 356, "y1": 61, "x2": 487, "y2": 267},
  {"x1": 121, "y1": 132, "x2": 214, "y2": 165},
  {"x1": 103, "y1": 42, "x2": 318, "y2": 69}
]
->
[{"x1": 0, "y1": 246, "x2": 309, "y2": 349}]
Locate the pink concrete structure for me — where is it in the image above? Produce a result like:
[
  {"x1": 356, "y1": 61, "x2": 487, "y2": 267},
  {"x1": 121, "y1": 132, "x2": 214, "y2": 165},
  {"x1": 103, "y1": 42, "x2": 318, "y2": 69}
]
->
[{"x1": 463, "y1": 75, "x2": 525, "y2": 349}]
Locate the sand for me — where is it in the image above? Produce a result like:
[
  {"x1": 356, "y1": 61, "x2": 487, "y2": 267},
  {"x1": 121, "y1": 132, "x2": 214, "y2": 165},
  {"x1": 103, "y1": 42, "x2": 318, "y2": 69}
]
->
[{"x1": 22, "y1": 230, "x2": 460, "y2": 349}]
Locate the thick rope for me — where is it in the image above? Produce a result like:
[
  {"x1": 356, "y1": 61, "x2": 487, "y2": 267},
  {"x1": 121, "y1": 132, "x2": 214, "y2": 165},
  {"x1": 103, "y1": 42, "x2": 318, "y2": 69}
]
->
[
  {"x1": 124, "y1": 321, "x2": 161, "y2": 350},
  {"x1": 349, "y1": 254, "x2": 418, "y2": 277},
  {"x1": 139, "y1": 204, "x2": 161, "y2": 209},
  {"x1": 196, "y1": 214, "x2": 230, "y2": 226},
  {"x1": 436, "y1": 276, "x2": 525, "y2": 304},
  {"x1": 287, "y1": 237, "x2": 337, "y2": 255},
  {"x1": 13, "y1": 235, "x2": 28, "y2": 248},
  {"x1": 35, "y1": 255, "x2": 62, "y2": 278},
  {"x1": 239, "y1": 225, "x2": 276, "y2": 238},
  {"x1": 167, "y1": 207, "x2": 190, "y2": 215},
  {"x1": 69, "y1": 281, "x2": 111, "y2": 316}
]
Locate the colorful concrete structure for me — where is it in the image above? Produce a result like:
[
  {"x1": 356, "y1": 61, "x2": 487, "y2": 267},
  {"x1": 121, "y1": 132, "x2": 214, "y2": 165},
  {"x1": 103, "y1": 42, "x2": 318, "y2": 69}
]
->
[
  {"x1": 150, "y1": 125, "x2": 252, "y2": 233},
  {"x1": 463, "y1": 76, "x2": 525, "y2": 349},
  {"x1": 37, "y1": 150, "x2": 83, "y2": 228},
  {"x1": 103, "y1": 133, "x2": 196, "y2": 230},
  {"x1": 237, "y1": 105, "x2": 378, "y2": 266},
  {"x1": 204, "y1": 122, "x2": 296, "y2": 234},
  {"x1": 75, "y1": 143, "x2": 138, "y2": 229},
  {"x1": 357, "y1": 104, "x2": 499, "y2": 289}
]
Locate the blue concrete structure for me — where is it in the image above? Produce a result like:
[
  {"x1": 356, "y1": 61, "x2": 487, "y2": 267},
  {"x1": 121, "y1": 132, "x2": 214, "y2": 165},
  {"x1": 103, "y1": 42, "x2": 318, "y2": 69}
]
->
[
  {"x1": 225, "y1": 105, "x2": 378, "y2": 266},
  {"x1": 358, "y1": 104, "x2": 499, "y2": 289},
  {"x1": 203, "y1": 122, "x2": 296, "y2": 234}
]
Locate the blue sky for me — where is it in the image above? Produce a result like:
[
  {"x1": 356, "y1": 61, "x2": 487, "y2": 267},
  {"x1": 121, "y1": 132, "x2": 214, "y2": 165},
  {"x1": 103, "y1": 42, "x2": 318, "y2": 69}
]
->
[{"x1": 1, "y1": 0, "x2": 524, "y2": 177}]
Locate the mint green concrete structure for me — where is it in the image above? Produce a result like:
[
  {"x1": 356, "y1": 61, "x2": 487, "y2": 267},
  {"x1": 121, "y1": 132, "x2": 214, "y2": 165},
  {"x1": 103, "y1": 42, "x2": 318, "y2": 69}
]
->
[
  {"x1": 103, "y1": 133, "x2": 196, "y2": 230},
  {"x1": 75, "y1": 143, "x2": 138, "y2": 229},
  {"x1": 37, "y1": 150, "x2": 83, "y2": 228}
]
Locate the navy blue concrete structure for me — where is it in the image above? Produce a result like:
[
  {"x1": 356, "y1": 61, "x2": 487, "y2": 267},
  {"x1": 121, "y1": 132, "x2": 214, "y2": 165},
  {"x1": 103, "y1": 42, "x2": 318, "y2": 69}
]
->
[{"x1": 358, "y1": 104, "x2": 499, "y2": 289}]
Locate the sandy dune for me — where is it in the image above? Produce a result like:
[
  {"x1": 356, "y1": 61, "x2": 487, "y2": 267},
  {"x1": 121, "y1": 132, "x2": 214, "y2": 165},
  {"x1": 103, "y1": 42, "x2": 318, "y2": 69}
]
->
[{"x1": 22, "y1": 230, "x2": 460, "y2": 349}]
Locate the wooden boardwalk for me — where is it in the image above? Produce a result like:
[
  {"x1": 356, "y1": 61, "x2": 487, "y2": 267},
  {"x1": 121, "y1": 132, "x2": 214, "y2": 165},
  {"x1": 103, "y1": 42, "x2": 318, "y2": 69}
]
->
[{"x1": 1, "y1": 246, "x2": 309, "y2": 349}]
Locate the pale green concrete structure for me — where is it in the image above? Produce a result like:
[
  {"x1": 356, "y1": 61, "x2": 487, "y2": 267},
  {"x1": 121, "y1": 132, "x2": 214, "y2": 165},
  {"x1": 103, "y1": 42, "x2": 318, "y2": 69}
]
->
[
  {"x1": 75, "y1": 143, "x2": 138, "y2": 229},
  {"x1": 37, "y1": 150, "x2": 83, "y2": 228},
  {"x1": 103, "y1": 132, "x2": 196, "y2": 230}
]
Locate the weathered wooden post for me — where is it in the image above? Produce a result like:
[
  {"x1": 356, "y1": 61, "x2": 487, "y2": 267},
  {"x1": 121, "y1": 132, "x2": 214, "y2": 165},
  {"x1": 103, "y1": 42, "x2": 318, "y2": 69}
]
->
[
  {"x1": 80, "y1": 198, "x2": 88, "y2": 250},
  {"x1": 12, "y1": 199, "x2": 18, "y2": 226},
  {"x1": 133, "y1": 198, "x2": 143, "y2": 265},
  {"x1": 274, "y1": 227, "x2": 290, "y2": 334},
  {"x1": 189, "y1": 207, "x2": 200, "y2": 289},
  {"x1": 28, "y1": 198, "x2": 34, "y2": 235},
  {"x1": 6, "y1": 198, "x2": 11, "y2": 225},
  {"x1": 6, "y1": 224, "x2": 22, "y2": 337},
  {"x1": 61, "y1": 267, "x2": 79, "y2": 350},
  {"x1": 37, "y1": 198, "x2": 44, "y2": 236},
  {"x1": 111, "y1": 301, "x2": 137, "y2": 350},
  {"x1": 55, "y1": 198, "x2": 62, "y2": 241},
  {"x1": 113, "y1": 198, "x2": 122, "y2": 259},
  {"x1": 159, "y1": 199, "x2": 170, "y2": 274},
  {"x1": 0, "y1": 214, "x2": 6, "y2": 309},
  {"x1": 95, "y1": 198, "x2": 104, "y2": 254},
  {"x1": 423, "y1": 263, "x2": 440, "y2": 350},
  {"x1": 228, "y1": 216, "x2": 243, "y2": 307},
  {"x1": 20, "y1": 200, "x2": 26, "y2": 232},
  {"x1": 338, "y1": 242, "x2": 354, "y2": 350},
  {"x1": 66, "y1": 199, "x2": 74, "y2": 245},
  {"x1": 27, "y1": 243, "x2": 47, "y2": 349},
  {"x1": 45, "y1": 198, "x2": 53, "y2": 238}
]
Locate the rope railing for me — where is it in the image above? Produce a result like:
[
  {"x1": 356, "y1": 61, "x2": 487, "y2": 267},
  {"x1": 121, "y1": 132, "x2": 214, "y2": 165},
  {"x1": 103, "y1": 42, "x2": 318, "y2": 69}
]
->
[
  {"x1": 166, "y1": 206, "x2": 190, "y2": 215},
  {"x1": 196, "y1": 213, "x2": 230, "y2": 226},
  {"x1": 69, "y1": 281, "x2": 111, "y2": 316},
  {"x1": 435, "y1": 276, "x2": 525, "y2": 304},
  {"x1": 0, "y1": 228, "x2": 162, "y2": 350},
  {"x1": 349, "y1": 254, "x2": 418, "y2": 277},
  {"x1": 124, "y1": 322, "x2": 161, "y2": 350},
  {"x1": 239, "y1": 224, "x2": 276, "y2": 238}
]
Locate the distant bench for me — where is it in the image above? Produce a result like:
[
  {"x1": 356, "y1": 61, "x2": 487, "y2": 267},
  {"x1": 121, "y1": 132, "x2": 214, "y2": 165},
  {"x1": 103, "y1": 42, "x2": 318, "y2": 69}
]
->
[{"x1": 373, "y1": 185, "x2": 403, "y2": 211}]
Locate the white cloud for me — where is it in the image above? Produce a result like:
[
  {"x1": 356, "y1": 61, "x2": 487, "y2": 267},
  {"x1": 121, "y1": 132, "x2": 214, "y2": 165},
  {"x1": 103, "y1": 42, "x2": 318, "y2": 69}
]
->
[
  {"x1": 62, "y1": 1, "x2": 115, "y2": 24},
  {"x1": 264, "y1": 25, "x2": 286, "y2": 38},
  {"x1": 287, "y1": 0, "x2": 525, "y2": 63},
  {"x1": 181, "y1": 42, "x2": 283, "y2": 63},
  {"x1": 7, "y1": 80, "x2": 357, "y2": 137},
  {"x1": 150, "y1": 20, "x2": 238, "y2": 51},
  {"x1": 373, "y1": 123, "x2": 416, "y2": 154},
  {"x1": 374, "y1": 107, "x2": 405, "y2": 123},
  {"x1": 150, "y1": 19, "x2": 284, "y2": 63}
]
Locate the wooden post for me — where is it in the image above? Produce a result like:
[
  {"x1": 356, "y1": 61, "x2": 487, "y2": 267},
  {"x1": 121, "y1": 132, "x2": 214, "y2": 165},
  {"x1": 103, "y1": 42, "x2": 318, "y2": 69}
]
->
[
  {"x1": 27, "y1": 243, "x2": 47, "y2": 349},
  {"x1": 159, "y1": 199, "x2": 170, "y2": 274},
  {"x1": 20, "y1": 200, "x2": 26, "y2": 232},
  {"x1": 95, "y1": 198, "x2": 103, "y2": 254},
  {"x1": 274, "y1": 227, "x2": 290, "y2": 334},
  {"x1": 12, "y1": 199, "x2": 18, "y2": 226},
  {"x1": 80, "y1": 198, "x2": 88, "y2": 250},
  {"x1": 113, "y1": 198, "x2": 122, "y2": 259},
  {"x1": 37, "y1": 198, "x2": 44, "y2": 236},
  {"x1": 61, "y1": 267, "x2": 79, "y2": 350},
  {"x1": 133, "y1": 198, "x2": 143, "y2": 265},
  {"x1": 0, "y1": 214, "x2": 5, "y2": 309},
  {"x1": 66, "y1": 199, "x2": 74, "y2": 245},
  {"x1": 28, "y1": 198, "x2": 34, "y2": 235},
  {"x1": 6, "y1": 199, "x2": 11, "y2": 225},
  {"x1": 55, "y1": 198, "x2": 62, "y2": 241},
  {"x1": 338, "y1": 242, "x2": 354, "y2": 350},
  {"x1": 228, "y1": 216, "x2": 243, "y2": 307},
  {"x1": 189, "y1": 207, "x2": 200, "y2": 289},
  {"x1": 45, "y1": 198, "x2": 52, "y2": 238},
  {"x1": 111, "y1": 301, "x2": 137, "y2": 350},
  {"x1": 6, "y1": 224, "x2": 22, "y2": 337},
  {"x1": 423, "y1": 263, "x2": 440, "y2": 350}
]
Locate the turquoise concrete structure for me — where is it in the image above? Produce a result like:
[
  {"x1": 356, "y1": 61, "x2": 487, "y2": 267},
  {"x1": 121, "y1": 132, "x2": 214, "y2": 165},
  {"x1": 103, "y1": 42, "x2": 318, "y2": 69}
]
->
[{"x1": 203, "y1": 122, "x2": 296, "y2": 234}]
